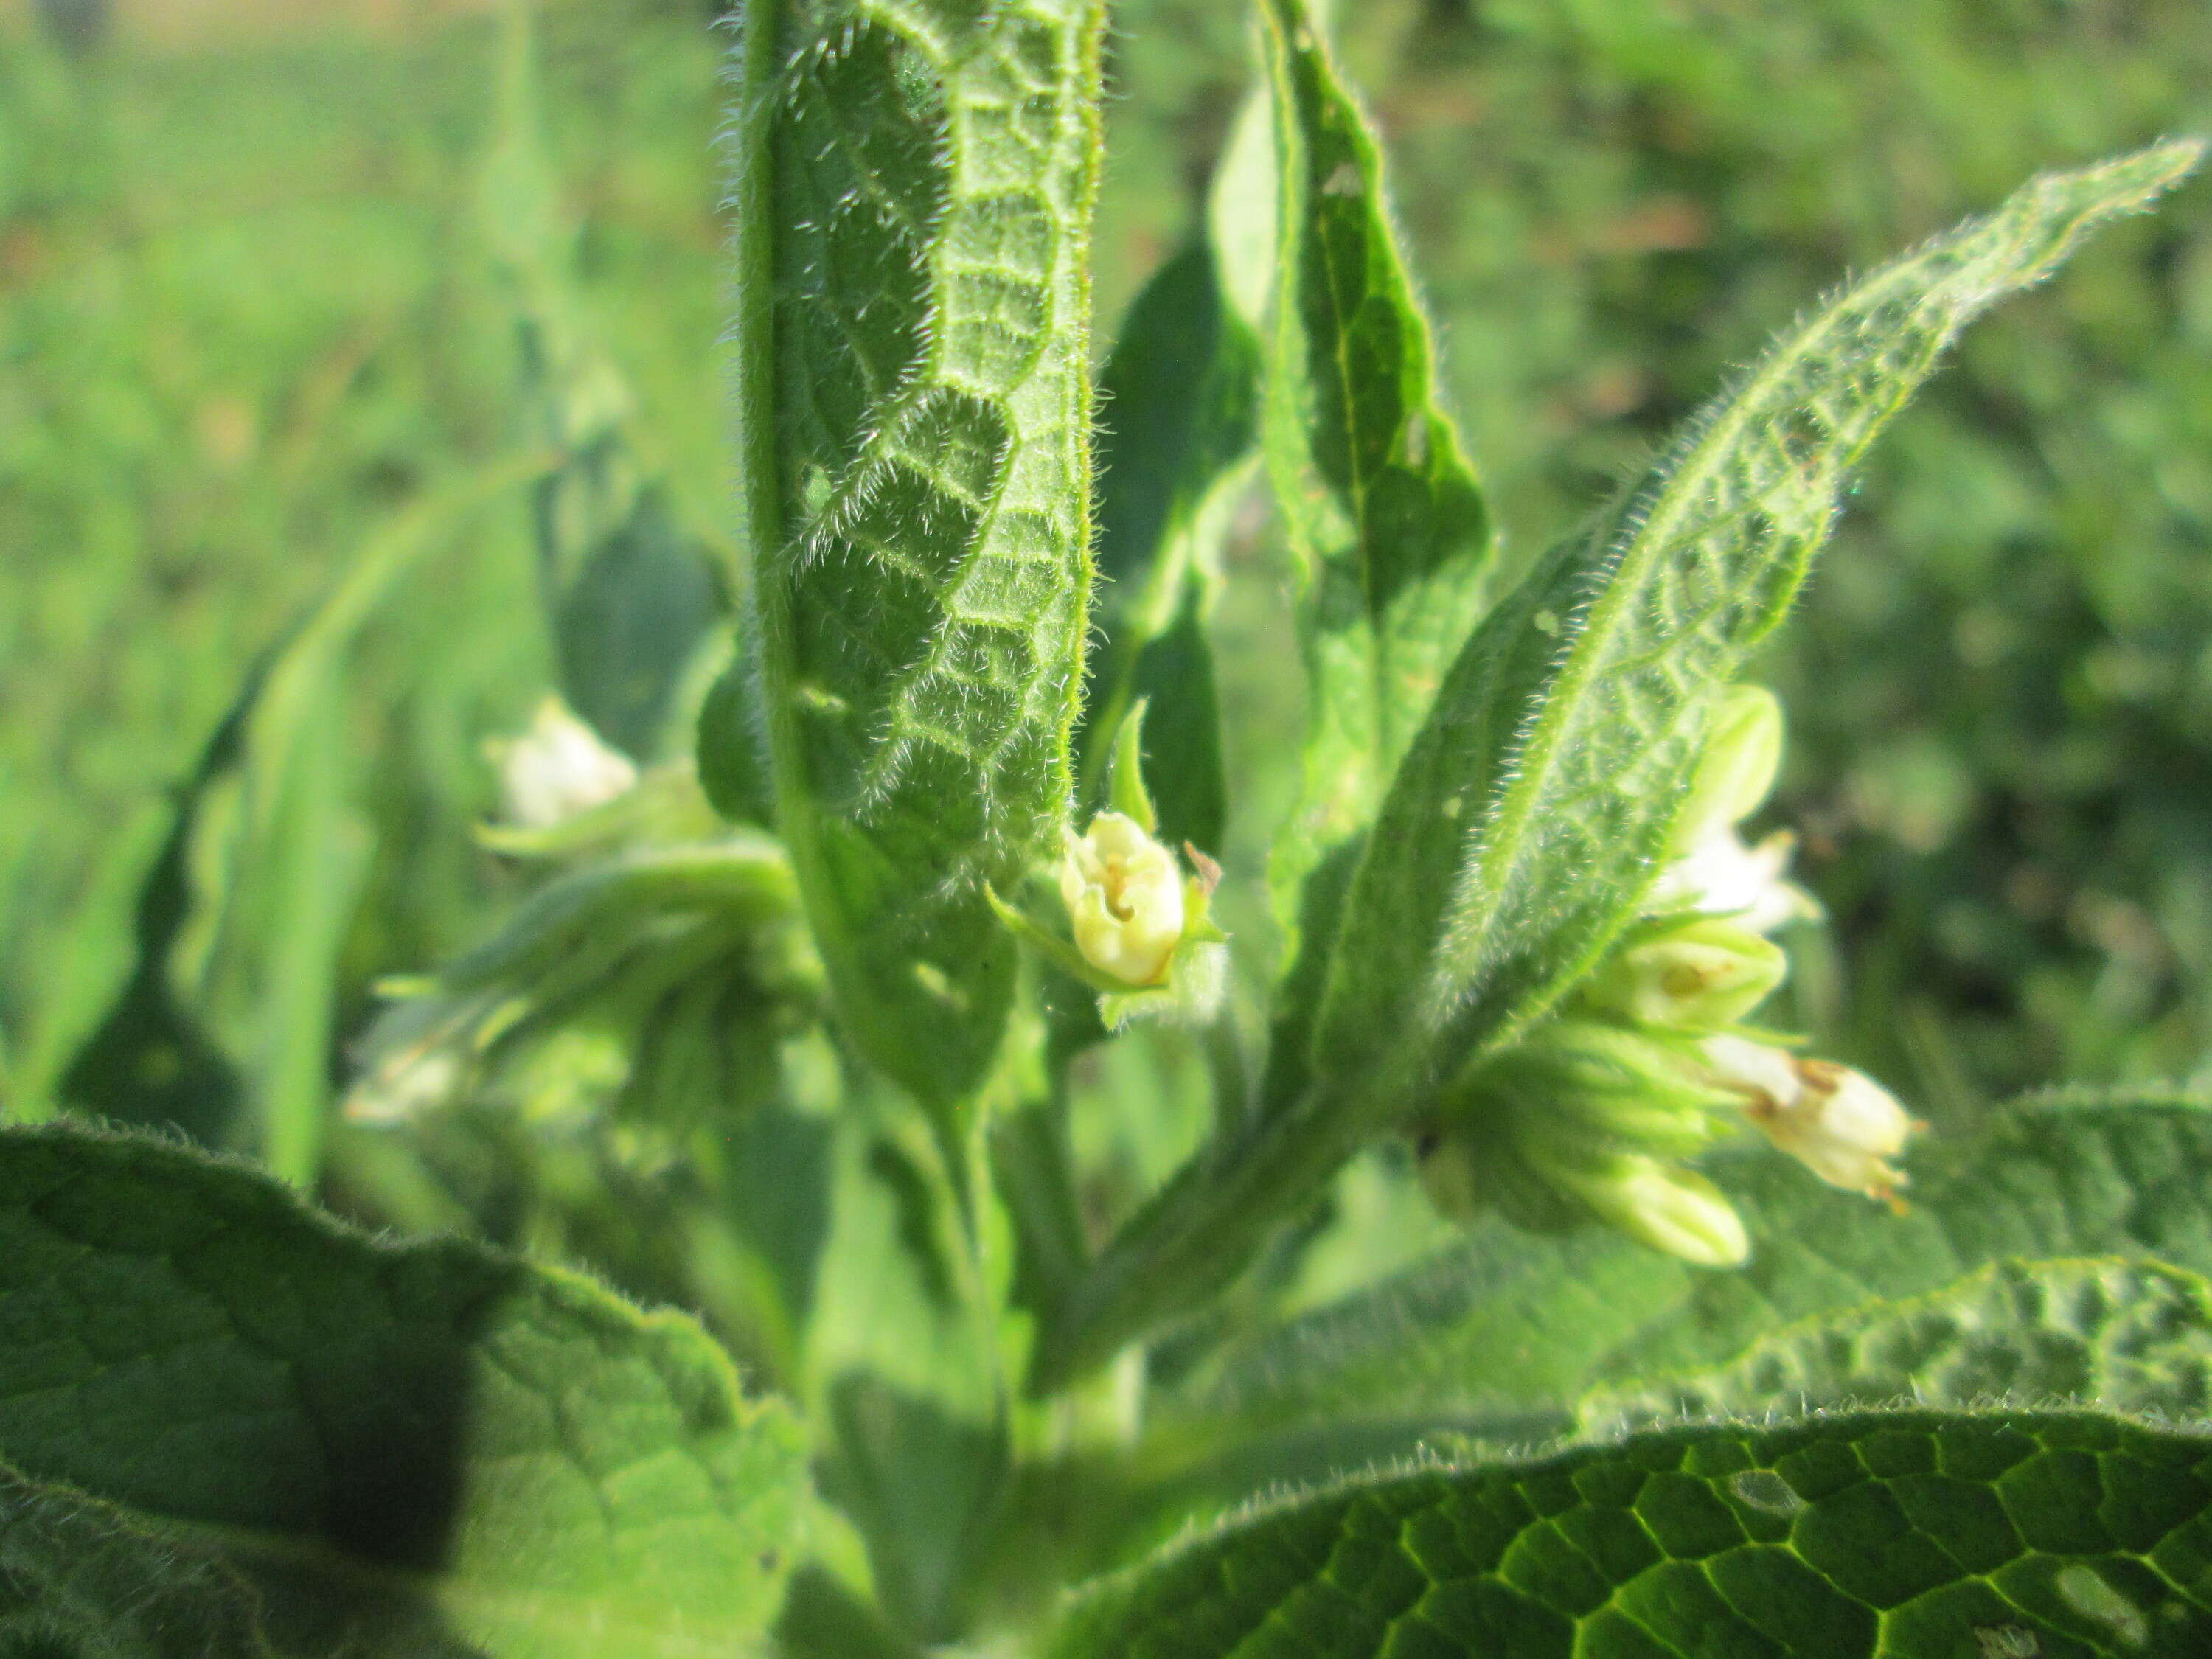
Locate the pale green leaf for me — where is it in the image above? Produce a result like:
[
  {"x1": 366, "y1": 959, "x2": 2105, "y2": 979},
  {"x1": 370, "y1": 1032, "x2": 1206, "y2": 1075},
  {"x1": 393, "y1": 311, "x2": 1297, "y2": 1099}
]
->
[
  {"x1": 1195, "y1": 1090, "x2": 2212, "y2": 1444},
  {"x1": 1054, "y1": 1408, "x2": 2212, "y2": 1659},
  {"x1": 484, "y1": 3, "x2": 722, "y2": 761},
  {"x1": 1314, "y1": 139, "x2": 2204, "y2": 1121},
  {"x1": 60, "y1": 460, "x2": 543, "y2": 1180},
  {"x1": 1579, "y1": 1257, "x2": 2212, "y2": 1437},
  {"x1": 726, "y1": 0, "x2": 1110, "y2": 1112},
  {"x1": 0, "y1": 1124, "x2": 812, "y2": 1658}
]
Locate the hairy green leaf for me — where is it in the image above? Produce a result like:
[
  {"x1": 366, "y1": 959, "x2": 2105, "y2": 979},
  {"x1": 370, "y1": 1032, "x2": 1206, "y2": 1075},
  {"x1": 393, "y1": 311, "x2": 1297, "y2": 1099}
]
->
[
  {"x1": 1081, "y1": 239, "x2": 1256, "y2": 857},
  {"x1": 1054, "y1": 1408, "x2": 2212, "y2": 1659},
  {"x1": 1315, "y1": 139, "x2": 2202, "y2": 1119},
  {"x1": 1580, "y1": 1257, "x2": 2212, "y2": 1436},
  {"x1": 1249, "y1": 0, "x2": 1494, "y2": 1126},
  {"x1": 0, "y1": 1467, "x2": 274, "y2": 1658},
  {"x1": 0, "y1": 1125, "x2": 811, "y2": 1657},
  {"x1": 1029, "y1": 144, "x2": 2202, "y2": 1394},
  {"x1": 1197, "y1": 1090, "x2": 2212, "y2": 1444},
  {"x1": 726, "y1": 0, "x2": 1108, "y2": 1110},
  {"x1": 1254, "y1": 0, "x2": 1492, "y2": 919}
]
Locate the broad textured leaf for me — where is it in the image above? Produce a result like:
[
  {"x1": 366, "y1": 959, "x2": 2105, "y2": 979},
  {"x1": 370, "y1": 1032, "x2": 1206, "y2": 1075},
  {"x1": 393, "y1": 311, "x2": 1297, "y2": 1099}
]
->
[
  {"x1": 0, "y1": 1125, "x2": 810, "y2": 1657},
  {"x1": 1314, "y1": 141, "x2": 2202, "y2": 1116},
  {"x1": 1582, "y1": 1257, "x2": 2212, "y2": 1436},
  {"x1": 1054, "y1": 1408, "x2": 2212, "y2": 1659},
  {"x1": 1253, "y1": 0, "x2": 1492, "y2": 919},
  {"x1": 1196, "y1": 1090, "x2": 2212, "y2": 1443},
  {"x1": 0, "y1": 1467, "x2": 274, "y2": 1658},
  {"x1": 1080, "y1": 239, "x2": 1256, "y2": 857},
  {"x1": 726, "y1": 0, "x2": 1108, "y2": 1110}
]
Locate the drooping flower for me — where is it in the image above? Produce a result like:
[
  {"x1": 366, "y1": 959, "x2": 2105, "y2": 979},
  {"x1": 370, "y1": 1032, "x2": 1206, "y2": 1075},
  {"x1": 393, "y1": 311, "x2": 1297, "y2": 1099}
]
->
[
  {"x1": 1059, "y1": 811, "x2": 1186, "y2": 987},
  {"x1": 495, "y1": 695, "x2": 637, "y2": 829},
  {"x1": 1697, "y1": 1032, "x2": 1921, "y2": 1203}
]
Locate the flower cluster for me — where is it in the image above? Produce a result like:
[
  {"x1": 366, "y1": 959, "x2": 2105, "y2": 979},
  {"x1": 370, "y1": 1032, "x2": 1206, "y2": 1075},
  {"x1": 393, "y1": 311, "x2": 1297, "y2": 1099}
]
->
[{"x1": 1417, "y1": 686, "x2": 1920, "y2": 1265}]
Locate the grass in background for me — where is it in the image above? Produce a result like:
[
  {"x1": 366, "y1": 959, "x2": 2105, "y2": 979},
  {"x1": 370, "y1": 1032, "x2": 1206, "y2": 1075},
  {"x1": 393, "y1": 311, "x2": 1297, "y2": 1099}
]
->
[{"x1": 4, "y1": 0, "x2": 2210, "y2": 1155}]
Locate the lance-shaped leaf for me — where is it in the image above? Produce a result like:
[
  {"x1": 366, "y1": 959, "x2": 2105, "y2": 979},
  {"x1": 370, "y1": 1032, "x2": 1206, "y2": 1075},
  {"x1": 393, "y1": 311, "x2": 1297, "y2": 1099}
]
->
[
  {"x1": 1027, "y1": 144, "x2": 2201, "y2": 1392},
  {"x1": 1579, "y1": 1256, "x2": 2212, "y2": 1437},
  {"x1": 1053, "y1": 1408, "x2": 2212, "y2": 1659},
  {"x1": 1251, "y1": 0, "x2": 1494, "y2": 1113},
  {"x1": 0, "y1": 1124, "x2": 811, "y2": 1657},
  {"x1": 483, "y1": 2, "x2": 723, "y2": 761},
  {"x1": 1315, "y1": 139, "x2": 2202, "y2": 1113},
  {"x1": 1190, "y1": 1089, "x2": 2212, "y2": 1445},
  {"x1": 725, "y1": 0, "x2": 1108, "y2": 1112},
  {"x1": 1079, "y1": 239, "x2": 1256, "y2": 858}
]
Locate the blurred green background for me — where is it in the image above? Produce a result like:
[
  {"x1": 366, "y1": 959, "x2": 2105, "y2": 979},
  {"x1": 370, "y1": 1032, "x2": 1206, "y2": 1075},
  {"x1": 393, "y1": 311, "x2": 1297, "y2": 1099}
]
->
[{"x1": 5, "y1": 0, "x2": 2211, "y2": 1152}]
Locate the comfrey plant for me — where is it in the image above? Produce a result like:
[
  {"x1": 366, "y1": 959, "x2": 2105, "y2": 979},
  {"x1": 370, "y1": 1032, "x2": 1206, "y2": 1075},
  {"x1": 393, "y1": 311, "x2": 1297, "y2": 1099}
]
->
[{"x1": 10, "y1": 3, "x2": 2212, "y2": 1655}]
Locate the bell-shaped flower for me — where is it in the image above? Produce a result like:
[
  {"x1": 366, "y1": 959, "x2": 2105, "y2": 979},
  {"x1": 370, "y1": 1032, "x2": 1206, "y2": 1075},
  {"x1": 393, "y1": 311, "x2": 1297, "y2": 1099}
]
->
[
  {"x1": 495, "y1": 696, "x2": 637, "y2": 829},
  {"x1": 1698, "y1": 1033, "x2": 1919, "y2": 1203},
  {"x1": 1058, "y1": 811, "x2": 1186, "y2": 987}
]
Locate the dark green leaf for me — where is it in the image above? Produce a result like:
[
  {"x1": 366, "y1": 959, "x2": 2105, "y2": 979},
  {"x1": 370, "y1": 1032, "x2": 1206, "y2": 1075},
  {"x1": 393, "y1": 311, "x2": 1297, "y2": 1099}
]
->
[
  {"x1": 0, "y1": 1466, "x2": 276, "y2": 1658},
  {"x1": 0, "y1": 1124, "x2": 812, "y2": 1657},
  {"x1": 1054, "y1": 1408, "x2": 2212, "y2": 1659}
]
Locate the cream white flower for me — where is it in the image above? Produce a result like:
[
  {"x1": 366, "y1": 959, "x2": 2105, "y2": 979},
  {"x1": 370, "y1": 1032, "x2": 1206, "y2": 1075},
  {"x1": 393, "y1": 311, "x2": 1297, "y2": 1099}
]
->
[
  {"x1": 495, "y1": 696, "x2": 637, "y2": 829},
  {"x1": 1648, "y1": 686, "x2": 1818, "y2": 933},
  {"x1": 1698, "y1": 1033, "x2": 1919, "y2": 1203},
  {"x1": 1060, "y1": 811, "x2": 1184, "y2": 986}
]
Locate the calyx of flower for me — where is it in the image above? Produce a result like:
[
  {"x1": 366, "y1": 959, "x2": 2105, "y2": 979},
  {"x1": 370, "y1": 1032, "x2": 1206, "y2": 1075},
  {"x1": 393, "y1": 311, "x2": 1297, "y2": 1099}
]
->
[
  {"x1": 1527, "y1": 1147, "x2": 1750, "y2": 1267},
  {"x1": 1582, "y1": 917, "x2": 1787, "y2": 1031}
]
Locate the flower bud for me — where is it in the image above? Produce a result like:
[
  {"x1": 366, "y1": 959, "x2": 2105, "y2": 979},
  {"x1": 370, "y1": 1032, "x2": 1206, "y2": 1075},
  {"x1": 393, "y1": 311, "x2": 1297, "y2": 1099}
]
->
[
  {"x1": 1491, "y1": 1021, "x2": 1731, "y2": 1158},
  {"x1": 1528, "y1": 1147, "x2": 1750, "y2": 1267},
  {"x1": 1581, "y1": 917, "x2": 1787, "y2": 1031},
  {"x1": 495, "y1": 696, "x2": 637, "y2": 829},
  {"x1": 1673, "y1": 685, "x2": 1784, "y2": 853},
  {"x1": 1697, "y1": 1033, "x2": 1919, "y2": 1202},
  {"x1": 1060, "y1": 812, "x2": 1185, "y2": 986}
]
